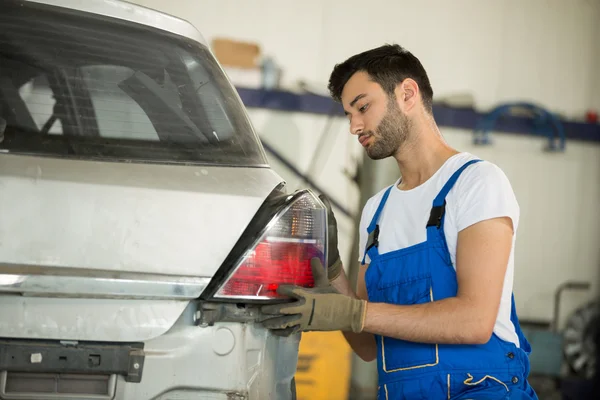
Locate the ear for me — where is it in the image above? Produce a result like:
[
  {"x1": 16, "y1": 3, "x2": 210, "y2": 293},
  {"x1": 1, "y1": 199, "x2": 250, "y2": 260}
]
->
[{"x1": 394, "y1": 78, "x2": 419, "y2": 112}]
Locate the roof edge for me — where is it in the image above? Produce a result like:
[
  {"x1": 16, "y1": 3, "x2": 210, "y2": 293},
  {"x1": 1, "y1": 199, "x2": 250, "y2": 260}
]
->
[{"x1": 24, "y1": 0, "x2": 208, "y2": 46}]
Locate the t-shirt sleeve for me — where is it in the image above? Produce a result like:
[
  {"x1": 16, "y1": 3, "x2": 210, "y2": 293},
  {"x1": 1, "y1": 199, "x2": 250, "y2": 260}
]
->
[{"x1": 452, "y1": 161, "x2": 520, "y2": 233}]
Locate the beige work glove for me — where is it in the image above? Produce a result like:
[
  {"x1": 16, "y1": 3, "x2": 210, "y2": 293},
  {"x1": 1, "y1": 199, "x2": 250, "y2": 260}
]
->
[
  {"x1": 319, "y1": 194, "x2": 343, "y2": 282},
  {"x1": 260, "y1": 258, "x2": 367, "y2": 336}
]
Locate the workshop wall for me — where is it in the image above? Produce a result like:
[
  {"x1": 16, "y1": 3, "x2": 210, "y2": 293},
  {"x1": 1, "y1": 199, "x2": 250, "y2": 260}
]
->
[
  {"x1": 592, "y1": 18, "x2": 600, "y2": 113},
  {"x1": 128, "y1": 0, "x2": 600, "y2": 325},
  {"x1": 133, "y1": 0, "x2": 599, "y2": 119}
]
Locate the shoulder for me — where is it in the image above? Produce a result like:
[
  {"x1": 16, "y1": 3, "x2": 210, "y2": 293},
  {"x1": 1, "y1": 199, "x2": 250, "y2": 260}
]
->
[
  {"x1": 452, "y1": 154, "x2": 516, "y2": 196},
  {"x1": 448, "y1": 154, "x2": 520, "y2": 231}
]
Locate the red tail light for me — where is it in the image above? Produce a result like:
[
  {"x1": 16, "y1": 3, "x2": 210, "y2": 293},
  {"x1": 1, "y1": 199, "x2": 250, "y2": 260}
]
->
[{"x1": 214, "y1": 191, "x2": 327, "y2": 300}]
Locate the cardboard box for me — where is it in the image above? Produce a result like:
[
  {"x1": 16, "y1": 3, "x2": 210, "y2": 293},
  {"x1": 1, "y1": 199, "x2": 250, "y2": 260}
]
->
[{"x1": 211, "y1": 37, "x2": 261, "y2": 69}]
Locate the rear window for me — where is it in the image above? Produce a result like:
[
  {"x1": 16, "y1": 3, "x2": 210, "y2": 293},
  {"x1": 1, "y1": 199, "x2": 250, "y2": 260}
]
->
[{"x1": 0, "y1": 1, "x2": 267, "y2": 166}]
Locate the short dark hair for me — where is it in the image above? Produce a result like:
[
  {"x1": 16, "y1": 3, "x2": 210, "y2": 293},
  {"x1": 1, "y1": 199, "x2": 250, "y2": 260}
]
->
[{"x1": 327, "y1": 44, "x2": 434, "y2": 113}]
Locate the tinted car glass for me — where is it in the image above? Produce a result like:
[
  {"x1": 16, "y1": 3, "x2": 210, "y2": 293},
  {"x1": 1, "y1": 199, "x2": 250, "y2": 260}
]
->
[{"x1": 0, "y1": 2, "x2": 267, "y2": 166}]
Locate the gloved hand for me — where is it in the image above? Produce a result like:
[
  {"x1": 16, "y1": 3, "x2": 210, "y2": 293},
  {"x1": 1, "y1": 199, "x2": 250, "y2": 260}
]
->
[
  {"x1": 319, "y1": 194, "x2": 342, "y2": 282},
  {"x1": 260, "y1": 257, "x2": 367, "y2": 336}
]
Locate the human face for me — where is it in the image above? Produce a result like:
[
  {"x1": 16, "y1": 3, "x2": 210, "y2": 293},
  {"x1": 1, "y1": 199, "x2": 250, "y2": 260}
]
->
[{"x1": 341, "y1": 71, "x2": 411, "y2": 160}]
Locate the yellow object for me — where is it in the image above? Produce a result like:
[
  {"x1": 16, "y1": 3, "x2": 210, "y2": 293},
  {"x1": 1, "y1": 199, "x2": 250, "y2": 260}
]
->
[{"x1": 295, "y1": 331, "x2": 352, "y2": 400}]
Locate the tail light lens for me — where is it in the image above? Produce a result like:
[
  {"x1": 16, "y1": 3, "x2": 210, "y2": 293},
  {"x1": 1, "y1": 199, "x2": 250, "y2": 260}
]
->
[{"x1": 214, "y1": 190, "x2": 327, "y2": 300}]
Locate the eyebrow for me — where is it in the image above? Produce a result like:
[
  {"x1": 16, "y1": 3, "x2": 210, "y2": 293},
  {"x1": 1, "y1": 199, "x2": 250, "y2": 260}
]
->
[
  {"x1": 344, "y1": 93, "x2": 367, "y2": 115},
  {"x1": 349, "y1": 93, "x2": 367, "y2": 107}
]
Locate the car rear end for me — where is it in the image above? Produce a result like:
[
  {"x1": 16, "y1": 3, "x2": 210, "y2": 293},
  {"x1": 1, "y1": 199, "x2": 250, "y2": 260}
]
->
[{"x1": 0, "y1": 1, "x2": 326, "y2": 398}]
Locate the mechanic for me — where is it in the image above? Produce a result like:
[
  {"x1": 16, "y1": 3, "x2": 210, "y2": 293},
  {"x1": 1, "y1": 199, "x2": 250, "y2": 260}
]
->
[{"x1": 260, "y1": 44, "x2": 538, "y2": 400}]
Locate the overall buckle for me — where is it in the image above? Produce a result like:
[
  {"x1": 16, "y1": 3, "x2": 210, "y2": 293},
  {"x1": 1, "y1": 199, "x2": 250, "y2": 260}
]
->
[
  {"x1": 366, "y1": 225, "x2": 380, "y2": 251},
  {"x1": 427, "y1": 201, "x2": 446, "y2": 228}
]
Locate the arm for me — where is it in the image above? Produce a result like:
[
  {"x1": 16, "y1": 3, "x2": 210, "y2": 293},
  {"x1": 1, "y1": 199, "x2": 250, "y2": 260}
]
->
[
  {"x1": 331, "y1": 263, "x2": 377, "y2": 362},
  {"x1": 362, "y1": 216, "x2": 513, "y2": 345}
]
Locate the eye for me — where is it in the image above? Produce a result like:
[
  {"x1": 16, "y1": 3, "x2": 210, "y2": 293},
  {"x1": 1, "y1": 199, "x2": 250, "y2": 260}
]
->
[{"x1": 359, "y1": 104, "x2": 369, "y2": 113}]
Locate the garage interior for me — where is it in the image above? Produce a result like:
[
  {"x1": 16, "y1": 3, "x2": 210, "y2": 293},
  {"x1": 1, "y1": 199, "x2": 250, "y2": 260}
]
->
[
  {"x1": 131, "y1": 0, "x2": 600, "y2": 398},
  {"x1": 113, "y1": 1, "x2": 600, "y2": 398}
]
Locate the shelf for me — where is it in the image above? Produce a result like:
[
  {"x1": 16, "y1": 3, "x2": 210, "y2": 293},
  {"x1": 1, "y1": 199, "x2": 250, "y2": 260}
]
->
[{"x1": 235, "y1": 87, "x2": 600, "y2": 144}]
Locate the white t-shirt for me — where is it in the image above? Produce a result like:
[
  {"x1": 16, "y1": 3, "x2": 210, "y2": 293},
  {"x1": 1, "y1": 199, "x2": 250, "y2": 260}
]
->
[{"x1": 358, "y1": 152, "x2": 520, "y2": 347}]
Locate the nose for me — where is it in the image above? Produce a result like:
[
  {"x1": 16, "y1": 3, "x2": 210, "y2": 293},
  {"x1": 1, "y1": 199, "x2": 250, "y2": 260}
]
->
[{"x1": 350, "y1": 117, "x2": 364, "y2": 136}]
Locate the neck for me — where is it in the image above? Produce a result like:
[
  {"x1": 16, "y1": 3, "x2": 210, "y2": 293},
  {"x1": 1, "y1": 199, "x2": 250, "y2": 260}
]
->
[{"x1": 394, "y1": 116, "x2": 458, "y2": 191}]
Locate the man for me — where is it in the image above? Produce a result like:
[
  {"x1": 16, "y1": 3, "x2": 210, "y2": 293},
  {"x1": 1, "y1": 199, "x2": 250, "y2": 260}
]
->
[{"x1": 260, "y1": 44, "x2": 538, "y2": 399}]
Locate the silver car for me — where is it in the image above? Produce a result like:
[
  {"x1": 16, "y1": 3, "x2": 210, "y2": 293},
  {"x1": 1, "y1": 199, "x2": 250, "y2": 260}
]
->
[{"x1": 0, "y1": 0, "x2": 329, "y2": 399}]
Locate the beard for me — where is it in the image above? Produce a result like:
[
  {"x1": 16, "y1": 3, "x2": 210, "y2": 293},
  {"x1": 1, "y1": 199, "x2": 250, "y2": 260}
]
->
[{"x1": 364, "y1": 99, "x2": 411, "y2": 160}]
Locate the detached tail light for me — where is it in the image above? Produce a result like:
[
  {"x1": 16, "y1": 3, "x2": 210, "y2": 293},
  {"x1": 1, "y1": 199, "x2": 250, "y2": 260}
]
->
[{"x1": 214, "y1": 190, "x2": 327, "y2": 300}]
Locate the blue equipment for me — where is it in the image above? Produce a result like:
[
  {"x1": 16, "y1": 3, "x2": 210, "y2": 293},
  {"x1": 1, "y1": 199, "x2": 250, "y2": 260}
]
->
[{"x1": 473, "y1": 102, "x2": 566, "y2": 152}]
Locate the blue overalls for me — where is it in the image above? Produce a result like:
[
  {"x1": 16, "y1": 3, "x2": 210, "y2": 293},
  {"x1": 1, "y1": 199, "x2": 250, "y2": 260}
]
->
[{"x1": 362, "y1": 159, "x2": 538, "y2": 400}]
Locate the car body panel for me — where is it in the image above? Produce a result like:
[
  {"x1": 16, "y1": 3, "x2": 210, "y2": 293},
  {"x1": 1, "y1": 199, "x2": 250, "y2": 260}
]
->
[
  {"x1": 0, "y1": 295, "x2": 189, "y2": 342},
  {"x1": 0, "y1": 1, "x2": 300, "y2": 398},
  {"x1": 116, "y1": 305, "x2": 300, "y2": 400},
  {"x1": 0, "y1": 303, "x2": 301, "y2": 399},
  {"x1": 0, "y1": 153, "x2": 284, "y2": 278}
]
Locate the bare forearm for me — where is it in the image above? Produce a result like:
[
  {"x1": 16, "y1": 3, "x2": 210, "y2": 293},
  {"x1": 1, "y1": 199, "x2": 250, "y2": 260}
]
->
[
  {"x1": 364, "y1": 297, "x2": 495, "y2": 345},
  {"x1": 331, "y1": 269, "x2": 377, "y2": 361}
]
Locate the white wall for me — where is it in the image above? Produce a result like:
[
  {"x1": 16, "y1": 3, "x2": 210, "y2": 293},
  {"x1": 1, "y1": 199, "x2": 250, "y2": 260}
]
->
[
  {"x1": 129, "y1": 0, "x2": 600, "y2": 325},
  {"x1": 134, "y1": 0, "x2": 599, "y2": 118},
  {"x1": 591, "y1": 3, "x2": 600, "y2": 113}
]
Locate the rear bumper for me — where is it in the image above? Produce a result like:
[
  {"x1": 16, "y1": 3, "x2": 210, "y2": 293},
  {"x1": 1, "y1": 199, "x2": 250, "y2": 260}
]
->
[{"x1": 0, "y1": 304, "x2": 300, "y2": 400}]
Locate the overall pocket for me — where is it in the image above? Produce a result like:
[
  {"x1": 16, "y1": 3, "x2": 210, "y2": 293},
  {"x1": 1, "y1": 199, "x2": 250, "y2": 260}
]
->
[
  {"x1": 449, "y1": 373, "x2": 511, "y2": 399},
  {"x1": 377, "y1": 276, "x2": 438, "y2": 372}
]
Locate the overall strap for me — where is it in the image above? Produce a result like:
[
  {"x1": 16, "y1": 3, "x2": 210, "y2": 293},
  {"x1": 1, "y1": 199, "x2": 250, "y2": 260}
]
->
[
  {"x1": 427, "y1": 159, "x2": 483, "y2": 230},
  {"x1": 361, "y1": 185, "x2": 393, "y2": 265},
  {"x1": 510, "y1": 293, "x2": 532, "y2": 355},
  {"x1": 367, "y1": 186, "x2": 393, "y2": 233}
]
